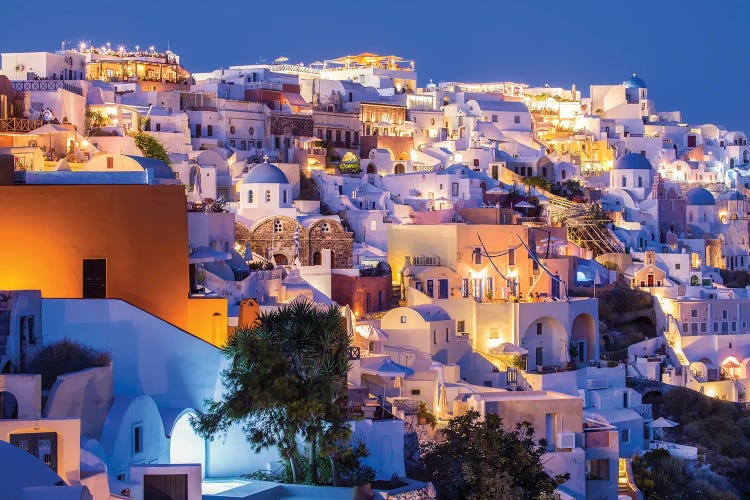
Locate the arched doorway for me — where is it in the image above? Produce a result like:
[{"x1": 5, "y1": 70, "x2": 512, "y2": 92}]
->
[
  {"x1": 571, "y1": 313, "x2": 597, "y2": 364},
  {"x1": 721, "y1": 356, "x2": 741, "y2": 379},
  {"x1": 169, "y1": 411, "x2": 206, "y2": 477},
  {"x1": 521, "y1": 316, "x2": 567, "y2": 369},
  {"x1": 394, "y1": 163, "x2": 405, "y2": 174},
  {"x1": 273, "y1": 254, "x2": 288, "y2": 266},
  {"x1": 0, "y1": 391, "x2": 18, "y2": 419},
  {"x1": 312, "y1": 251, "x2": 322, "y2": 266},
  {"x1": 366, "y1": 163, "x2": 376, "y2": 174}
]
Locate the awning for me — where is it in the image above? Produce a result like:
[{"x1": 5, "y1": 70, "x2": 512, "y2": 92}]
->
[
  {"x1": 360, "y1": 358, "x2": 414, "y2": 377},
  {"x1": 284, "y1": 93, "x2": 311, "y2": 108}
]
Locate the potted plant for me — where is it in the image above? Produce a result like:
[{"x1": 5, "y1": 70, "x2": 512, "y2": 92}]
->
[
  {"x1": 417, "y1": 401, "x2": 437, "y2": 428},
  {"x1": 568, "y1": 343, "x2": 578, "y2": 361}
]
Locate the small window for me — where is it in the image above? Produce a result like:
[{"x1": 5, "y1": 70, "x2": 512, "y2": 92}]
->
[
  {"x1": 283, "y1": 190, "x2": 287, "y2": 204},
  {"x1": 537, "y1": 323, "x2": 543, "y2": 335},
  {"x1": 473, "y1": 247, "x2": 482, "y2": 265},
  {"x1": 691, "y1": 309, "x2": 697, "y2": 318},
  {"x1": 106, "y1": 156, "x2": 114, "y2": 169},
  {"x1": 273, "y1": 219, "x2": 283, "y2": 233},
  {"x1": 265, "y1": 190, "x2": 271, "y2": 203},
  {"x1": 230, "y1": 125, "x2": 236, "y2": 135},
  {"x1": 457, "y1": 320, "x2": 465, "y2": 332},
  {"x1": 621, "y1": 429, "x2": 630, "y2": 444},
  {"x1": 247, "y1": 190, "x2": 253, "y2": 203},
  {"x1": 675, "y1": 263, "x2": 681, "y2": 269},
  {"x1": 133, "y1": 425, "x2": 143, "y2": 454},
  {"x1": 410, "y1": 389, "x2": 420, "y2": 396},
  {"x1": 445, "y1": 328, "x2": 449, "y2": 342},
  {"x1": 433, "y1": 330, "x2": 437, "y2": 344},
  {"x1": 249, "y1": 126, "x2": 255, "y2": 135},
  {"x1": 400, "y1": 315, "x2": 407, "y2": 324},
  {"x1": 514, "y1": 115, "x2": 520, "y2": 124},
  {"x1": 207, "y1": 125, "x2": 213, "y2": 137}
]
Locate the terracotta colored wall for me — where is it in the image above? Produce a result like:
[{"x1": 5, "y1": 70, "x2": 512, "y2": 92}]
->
[
  {"x1": 0, "y1": 184, "x2": 226, "y2": 343},
  {"x1": 331, "y1": 273, "x2": 391, "y2": 316}
]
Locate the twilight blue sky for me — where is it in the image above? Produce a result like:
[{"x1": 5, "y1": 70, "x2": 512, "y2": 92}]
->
[{"x1": 2, "y1": 0, "x2": 748, "y2": 132}]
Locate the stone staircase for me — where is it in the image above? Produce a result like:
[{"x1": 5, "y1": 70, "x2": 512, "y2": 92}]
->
[{"x1": 618, "y1": 458, "x2": 643, "y2": 499}]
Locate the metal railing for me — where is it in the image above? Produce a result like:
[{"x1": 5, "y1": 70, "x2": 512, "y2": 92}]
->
[
  {"x1": 0, "y1": 118, "x2": 43, "y2": 133},
  {"x1": 11, "y1": 80, "x2": 84, "y2": 97}
]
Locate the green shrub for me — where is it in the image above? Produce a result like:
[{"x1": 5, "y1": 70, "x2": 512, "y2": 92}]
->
[{"x1": 27, "y1": 339, "x2": 111, "y2": 389}]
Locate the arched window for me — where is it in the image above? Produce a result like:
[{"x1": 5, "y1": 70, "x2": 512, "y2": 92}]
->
[
  {"x1": 247, "y1": 190, "x2": 253, "y2": 203},
  {"x1": 0, "y1": 391, "x2": 18, "y2": 419},
  {"x1": 265, "y1": 190, "x2": 271, "y2": 203},
  {"x1": 394, "y1": 163, "x2": 405, "y2": 174},
  {"x1": 283, "y1": 190, "x2": 287, "y2": 204},
  {"x1": 249, "y1": 126, "x2": 255, "y2": 136},
  {"x1": 230, "y1": 125, "x2": 236, "y2": 135},
  {"x1": 312, "y1": 251, "x2": 322, "y2": 265},
  {"x1": 273, "y1": 219, "x2": 283, "y2": 233}
]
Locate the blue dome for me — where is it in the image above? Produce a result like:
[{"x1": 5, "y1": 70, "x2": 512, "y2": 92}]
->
[
  {"x1": 614, "y1": 153, "x2": 653, "y2": 170},
  {"x1": 686, "y1": 187, "x2": 715, "y2": 206},
  {"x1": 624, "y1": 74, "x2": 647, "y2": 89},
  {"x1": 243, "y1": 162, "x2": 289, "y2": 184}
]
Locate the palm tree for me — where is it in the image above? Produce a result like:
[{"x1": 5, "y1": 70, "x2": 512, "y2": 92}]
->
[{"x1": 192, "y1": 301, "x2": 352, "y2": 484}]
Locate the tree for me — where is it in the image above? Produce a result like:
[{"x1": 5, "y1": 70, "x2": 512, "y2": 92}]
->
[
  {"x1": 133, "y1": 132, "x2": 170, "y2": 165},
  {"x1": 420, "y1": 410, "x2": 567, "y2": 500},
  {"x1": 27, "y1": 339, "x2": 111, "y2": 389},
  {"x1": 191, "y1": 302, "x2": 361, "y2": 485}
]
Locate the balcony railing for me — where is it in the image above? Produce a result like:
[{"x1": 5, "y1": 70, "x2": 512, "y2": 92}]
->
[
  {"x1": 11, "y1": 80, "x2": 84, "y2": 97},
  {"x1": 0, "y1": 117, "x2": 44, "y2": 133}
]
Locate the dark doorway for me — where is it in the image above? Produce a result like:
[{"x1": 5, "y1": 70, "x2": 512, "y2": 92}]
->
[
  {"x1": 144, "y1": 474, "x2": 188, "y2": 500},
  {"x1": 10, "y1": 432, "x2": 58, "y2": 472},
  {"x1": 0, "y1": 391, "x2": 18, "y2": 419},
  {"x1": 82, "y1": 259, "x2": 106, "y2": 298},
  {"x1": 535, "y1": 347, "x2": 544, "y2": 368}
]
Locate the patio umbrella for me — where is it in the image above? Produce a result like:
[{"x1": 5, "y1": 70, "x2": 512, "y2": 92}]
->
[
  {"x1": 489, "y1": 342, "x2": 528, "y2": 356},
  {"x1": 360, "y1": 357, "x2": 415, "y2": 377},
  {"x1": 515, "y1": 201, "x2": 534, "y2": 209},
  {"x1": 649, "y1": 417, "x2": 679, "y2": 428},
  {"x1": 486, "y1": 186, "x2": 509, "y2": 195},
  {"x1": 439, "y1": 383, "x2": 448, "y2": 419},
  {"x1": 360, "y1": 358, "x2": 414, "y2": 406},
  {"x1": 393, "y1": 375, "x2": 403, "y2": 398},
  {"x1": 722, "y1": 360, "x2": 740, "y2": 369},
  {"x1": 649, "y1": 417, "x2": 678, "y2": 441}
]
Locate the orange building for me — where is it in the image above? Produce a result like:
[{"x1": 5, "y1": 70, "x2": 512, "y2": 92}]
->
[{"x1": 0, "y1": 184, "x2": 227, "y2": 345}]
